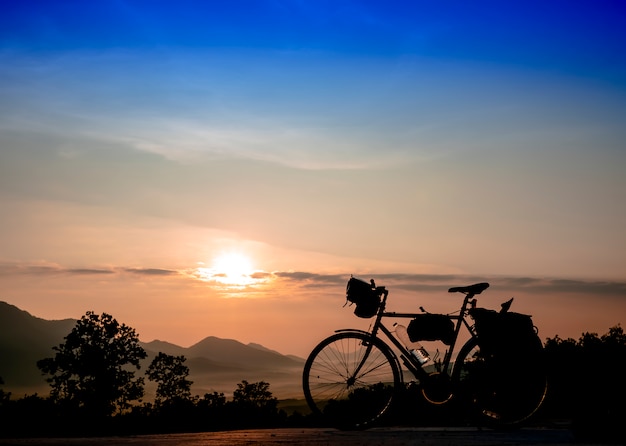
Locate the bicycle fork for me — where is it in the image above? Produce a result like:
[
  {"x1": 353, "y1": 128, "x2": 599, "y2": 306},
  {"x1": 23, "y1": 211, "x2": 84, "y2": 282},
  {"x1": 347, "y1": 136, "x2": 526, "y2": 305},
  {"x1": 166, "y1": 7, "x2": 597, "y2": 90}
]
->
[{"x1": 347, "y1": 338, "x2": 378, "y2": 387}]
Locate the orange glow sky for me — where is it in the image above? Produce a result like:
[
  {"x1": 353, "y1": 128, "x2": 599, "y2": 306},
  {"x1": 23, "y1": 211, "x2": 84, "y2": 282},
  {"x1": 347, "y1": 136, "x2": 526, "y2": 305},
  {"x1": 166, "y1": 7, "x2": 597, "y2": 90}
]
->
[{"x1": 1, "y1": 2, "x2": 625, "y2": 358}]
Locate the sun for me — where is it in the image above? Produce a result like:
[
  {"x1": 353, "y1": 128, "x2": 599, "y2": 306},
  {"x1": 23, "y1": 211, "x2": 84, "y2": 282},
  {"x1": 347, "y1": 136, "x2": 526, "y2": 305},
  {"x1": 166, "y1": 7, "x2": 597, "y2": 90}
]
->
[{"x1": 210, "y1": 252, "x2": 255, "y2": 286}]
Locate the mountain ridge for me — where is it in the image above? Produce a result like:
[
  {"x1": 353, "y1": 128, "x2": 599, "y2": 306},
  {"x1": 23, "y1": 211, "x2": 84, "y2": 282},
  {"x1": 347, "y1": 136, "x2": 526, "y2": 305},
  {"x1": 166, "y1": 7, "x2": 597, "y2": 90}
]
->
[{"x1": 0, "y1": 301, "x2": 305, "y2": 399}]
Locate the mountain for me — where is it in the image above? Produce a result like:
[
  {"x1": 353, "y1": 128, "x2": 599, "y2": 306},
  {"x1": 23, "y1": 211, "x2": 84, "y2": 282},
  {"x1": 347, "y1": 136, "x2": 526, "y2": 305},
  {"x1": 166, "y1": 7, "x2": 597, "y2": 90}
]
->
[
  {"x1": 0, "y1": 302, "x2": 75, "y2": 394},
  {"x1": 141, "y1": 339, "x2": 188, "y2": 357},
  {"x1": 140, "y1": 336, "x2": 305, "y2": 398},
  {"x1": 247, "y1": 342, "x2": 307, "y2": 362},
  {"x1": 186, "y1": 336, "x2": 300, "y2": 369},
  {"x1": 0, "y1": 301, "x2": 305, "y2": 399}
]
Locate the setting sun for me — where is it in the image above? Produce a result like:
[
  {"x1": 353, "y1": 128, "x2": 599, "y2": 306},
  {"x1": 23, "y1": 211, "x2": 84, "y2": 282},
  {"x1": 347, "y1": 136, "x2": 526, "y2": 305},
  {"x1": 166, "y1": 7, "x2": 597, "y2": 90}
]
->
[{"x1": 210, "y1": 252, "x2": 256, "y2": 286}]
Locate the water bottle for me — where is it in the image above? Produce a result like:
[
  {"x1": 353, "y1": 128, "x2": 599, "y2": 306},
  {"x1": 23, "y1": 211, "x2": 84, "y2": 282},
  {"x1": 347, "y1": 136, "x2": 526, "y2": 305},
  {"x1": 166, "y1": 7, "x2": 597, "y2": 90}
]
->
[{"x1": 395, "y1": 323, "x2": 430, "y2": 365}]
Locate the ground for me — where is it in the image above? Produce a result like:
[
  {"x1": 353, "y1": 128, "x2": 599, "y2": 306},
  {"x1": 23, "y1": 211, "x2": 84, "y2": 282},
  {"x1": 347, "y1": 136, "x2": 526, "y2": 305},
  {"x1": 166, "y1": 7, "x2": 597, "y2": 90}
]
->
[{"x1": 0, "y1": 427, "x2": 611, "y2": 446}]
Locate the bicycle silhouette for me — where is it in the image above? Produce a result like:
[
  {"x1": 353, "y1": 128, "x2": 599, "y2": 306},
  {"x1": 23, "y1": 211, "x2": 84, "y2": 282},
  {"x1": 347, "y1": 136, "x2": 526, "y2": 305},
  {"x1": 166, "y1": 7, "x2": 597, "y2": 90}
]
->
[{"x1": 302, "y1": 277, "x2": 547, "y2": 429}]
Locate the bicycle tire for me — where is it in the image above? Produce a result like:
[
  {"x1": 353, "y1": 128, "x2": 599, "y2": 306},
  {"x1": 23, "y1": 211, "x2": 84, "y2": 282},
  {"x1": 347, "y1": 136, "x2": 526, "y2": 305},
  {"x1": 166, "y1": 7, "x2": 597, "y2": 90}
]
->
[
  {"x1": 302, "y1": 331, "x2": 401, "y2": 429},
  {"x1": 452, "y1": 338, "x2": 548, "y2": 427}
]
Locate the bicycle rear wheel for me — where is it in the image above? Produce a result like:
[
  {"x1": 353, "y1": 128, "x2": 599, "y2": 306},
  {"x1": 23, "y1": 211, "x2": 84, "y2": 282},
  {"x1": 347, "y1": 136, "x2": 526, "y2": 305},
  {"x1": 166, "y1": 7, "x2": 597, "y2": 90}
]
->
[
  {"x1": 452, "y1": 338, "x2": 548, "y2": 426},
  {"x1": 302, "y1": 331, "x2": 401, "y2": 429}
]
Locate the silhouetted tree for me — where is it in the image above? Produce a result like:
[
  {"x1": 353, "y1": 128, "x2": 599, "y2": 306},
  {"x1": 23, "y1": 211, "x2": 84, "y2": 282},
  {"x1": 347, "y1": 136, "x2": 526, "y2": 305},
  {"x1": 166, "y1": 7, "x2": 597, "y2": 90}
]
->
[
  {"x1": 232, "y1": 380, "x2": 278, "y2": 411},
  {"x1": 0, "y1": 377, "x2": 10, "y2": 404},
  {"x1": 230, "y1": 380, "x2": 281, "y2": 427},
  {"x1": 544, "y1": 324, "x2": 625, "y2": 443},
  {"x1": 146, "y1": 353, "x2": 193, "y2": 406},
  {"x1": 37, "y1": 312, "x2": 147, "y2": 418},
  {"x1": 195, "y1": 391, "x2": 228, "y2": 430}
]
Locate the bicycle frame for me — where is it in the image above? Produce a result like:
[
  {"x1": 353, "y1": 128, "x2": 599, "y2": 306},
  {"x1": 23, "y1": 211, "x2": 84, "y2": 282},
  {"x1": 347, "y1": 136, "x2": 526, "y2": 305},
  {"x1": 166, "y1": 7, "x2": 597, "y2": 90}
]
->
[{"x1": 341, "y1": 288, "x2": 479, "y2": 384}]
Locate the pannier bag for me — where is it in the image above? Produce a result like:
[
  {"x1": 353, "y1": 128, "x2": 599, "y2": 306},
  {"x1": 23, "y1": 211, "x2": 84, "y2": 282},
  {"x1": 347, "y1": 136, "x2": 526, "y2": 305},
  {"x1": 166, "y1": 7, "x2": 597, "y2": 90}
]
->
[
  {"x1": 346, "y1": 277, "x2": 381, "y2": 318},
  {"x1": 470, "y1": 308, "x2": 542, "y2": 356},
  {"x1": 407, "y1": 314, "x2": 455, "y2": 345}
]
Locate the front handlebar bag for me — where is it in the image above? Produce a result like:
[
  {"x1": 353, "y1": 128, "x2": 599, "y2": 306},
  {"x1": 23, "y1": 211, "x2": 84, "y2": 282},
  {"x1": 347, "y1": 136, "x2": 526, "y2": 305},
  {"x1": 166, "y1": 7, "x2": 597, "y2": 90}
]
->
[
  {"x1": 407, "y1": 314, "x2": 455, "y2": 345},
  {"x1": 346, "y1": 277, "x2": 381, "y2": 318}
]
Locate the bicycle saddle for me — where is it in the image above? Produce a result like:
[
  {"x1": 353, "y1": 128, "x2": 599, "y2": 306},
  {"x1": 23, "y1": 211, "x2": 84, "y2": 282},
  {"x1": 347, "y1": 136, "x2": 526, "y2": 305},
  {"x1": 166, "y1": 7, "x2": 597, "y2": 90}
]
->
[{"x1": 448, "y1": 282, "x2": 490, "y2": 295}]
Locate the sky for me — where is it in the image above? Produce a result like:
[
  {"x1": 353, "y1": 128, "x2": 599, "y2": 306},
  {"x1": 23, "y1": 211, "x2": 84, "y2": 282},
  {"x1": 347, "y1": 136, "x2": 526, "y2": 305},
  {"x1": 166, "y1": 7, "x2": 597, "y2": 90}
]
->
[{"x1": 1, "y1": 1, "x2": 625, "y2": 360}]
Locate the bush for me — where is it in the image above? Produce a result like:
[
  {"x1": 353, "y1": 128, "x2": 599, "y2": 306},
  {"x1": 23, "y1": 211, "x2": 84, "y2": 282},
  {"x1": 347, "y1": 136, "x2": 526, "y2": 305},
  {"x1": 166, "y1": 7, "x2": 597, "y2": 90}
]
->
[{"x1": 544, "y1": 325, "x2": 626, "y2": 443}]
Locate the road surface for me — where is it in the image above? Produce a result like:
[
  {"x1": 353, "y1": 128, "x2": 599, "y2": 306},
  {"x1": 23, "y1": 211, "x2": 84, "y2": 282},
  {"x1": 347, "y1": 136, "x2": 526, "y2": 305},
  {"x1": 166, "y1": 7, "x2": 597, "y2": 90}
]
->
[{"x1": 0, "y1": 427, "x2": 612, "y2": 445}]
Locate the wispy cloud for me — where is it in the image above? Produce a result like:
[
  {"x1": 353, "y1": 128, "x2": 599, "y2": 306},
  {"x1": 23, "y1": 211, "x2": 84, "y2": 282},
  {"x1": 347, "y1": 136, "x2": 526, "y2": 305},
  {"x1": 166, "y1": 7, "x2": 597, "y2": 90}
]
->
[
  {"x1": 66, "y1": 268, "x2": 115, "y2": 275},
  {"x1": 274, "y1": 271, "x2": 626, "y2": 296},
  {"x1": 1, "y1": 262, "x2": 624, "y2": 297},
  {"x1": 1, "y1": 48, "x2": 553, "y2": 171},
  {"x1": 273, "y1": 271, "x2": 345, "y2": 285},
  {"x1": 0, "y1": 263, "x2": 112, "y2": 276},
  {"x1": 123, "y1": 268, "x2": 178, "y2": 276},
  {"x1": 0, "y1": 262, "x2": 177, "y2": 278}
]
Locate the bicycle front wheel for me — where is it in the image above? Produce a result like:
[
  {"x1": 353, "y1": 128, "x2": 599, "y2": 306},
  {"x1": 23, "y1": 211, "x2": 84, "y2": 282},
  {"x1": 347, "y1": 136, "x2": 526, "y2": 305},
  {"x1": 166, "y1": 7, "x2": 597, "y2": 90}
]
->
[{"x1": 302, "y1": 331, "x2": 401, "y2": 429}]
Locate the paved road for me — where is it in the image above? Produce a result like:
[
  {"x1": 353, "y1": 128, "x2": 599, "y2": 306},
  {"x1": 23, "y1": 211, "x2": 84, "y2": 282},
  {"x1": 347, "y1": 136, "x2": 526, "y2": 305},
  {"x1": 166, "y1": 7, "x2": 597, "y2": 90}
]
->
[{"x1": 0, "y1": 427, "x2": 608, "y2": 446}]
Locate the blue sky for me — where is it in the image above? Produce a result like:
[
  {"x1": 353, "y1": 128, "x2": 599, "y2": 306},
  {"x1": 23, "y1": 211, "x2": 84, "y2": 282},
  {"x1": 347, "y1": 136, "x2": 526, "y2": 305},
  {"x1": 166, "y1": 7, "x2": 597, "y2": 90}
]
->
[
  {"x1": 1, "y1": 1, "x2": 625, "y2": 356},
  {"x1": 2, "y1": 1, "x2": 625, "y2": 74}
]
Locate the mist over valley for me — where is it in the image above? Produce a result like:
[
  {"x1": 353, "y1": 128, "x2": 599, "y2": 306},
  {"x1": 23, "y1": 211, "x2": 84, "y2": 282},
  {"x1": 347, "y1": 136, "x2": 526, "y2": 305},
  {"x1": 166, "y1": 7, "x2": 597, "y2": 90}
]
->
[{"x1": 0, "y1": 302, "x2": 305, "y2": 400}]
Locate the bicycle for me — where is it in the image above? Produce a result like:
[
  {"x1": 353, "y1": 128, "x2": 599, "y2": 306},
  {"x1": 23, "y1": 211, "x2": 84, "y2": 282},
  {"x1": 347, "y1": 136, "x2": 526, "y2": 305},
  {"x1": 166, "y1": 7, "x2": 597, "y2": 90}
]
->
[{"x1": 302, "y1": 277, "x2": 548, "y2": 429}]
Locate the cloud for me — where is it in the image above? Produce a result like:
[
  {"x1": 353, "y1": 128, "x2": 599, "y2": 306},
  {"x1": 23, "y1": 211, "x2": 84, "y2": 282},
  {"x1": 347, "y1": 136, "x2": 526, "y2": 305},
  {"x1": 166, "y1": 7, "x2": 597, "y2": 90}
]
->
[
  {"x1": 1, "y1": 262, "x2": 624, "y2": 297},
  {"x1": 250, "y1": 272, "x2": 273, "y2": 280},
  {"x1": 2, "y1": 48, "x2": 548, "y2": 171},
  {"x1": 273, "y1": 271, "x2": 346, "y2": 286},
  {"x1": 66, "y1": 268, "x2": 115, "y2": 275},
  {"x1": 503, "y1": 278, "x2": 626, "y2": 296},
  {"x1": 0, "y1": 263, "x2": 113, "y2": 276},
  {"x1": 274, "y1": 271, "x2": 626, "y2": 296},
  {"x1": 0, "y1": 262, "x2": 177, "y2": 278},
  {"x1": 122, "y1": 268, "x2": 178, "y2": 276}
]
